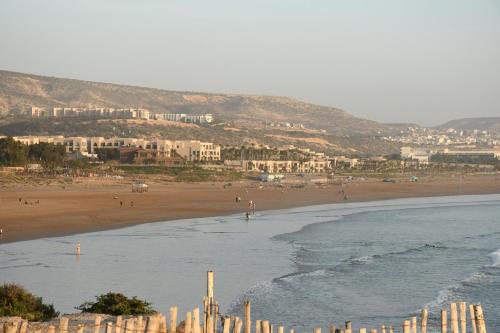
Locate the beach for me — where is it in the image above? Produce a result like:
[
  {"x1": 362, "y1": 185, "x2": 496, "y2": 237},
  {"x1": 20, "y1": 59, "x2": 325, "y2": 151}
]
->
[{"x1": 0, "y1": 174, "x2": 499, "y2": 243}]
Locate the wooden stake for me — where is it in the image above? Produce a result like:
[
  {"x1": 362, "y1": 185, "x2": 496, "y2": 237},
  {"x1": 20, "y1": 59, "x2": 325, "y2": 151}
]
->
[
  {"x1": 207, "y1": 311, "x2": 214, "y2": 333},
  {"x1": 170, "y1": 307, "x2": 178, "y2": 333},
  {"x1": 403, "y1": 320, "x2": 410, "y2": 333},
  {"x1": 473, "y1": 304, "x2": 487, "y2": 333},
  {"x1": 469, "y1": 304, "x2": 477, "y2": 333},
  {"x1": 234, "y1": 318, "x2": 243, "y2": 333},
  {"x1": 278, "y1": 326, "x2": 284, "y2": 333},
  {"x1": 137, "y1": 317, "x2": 144, "y2": 333},
  {"x1": 146, "y1": 317, "x2": 159, "y2": 333},
  {"x1": 193, "y1": 308, "x2": 201, "y2": 333},
  {"x1": 262, "y1": 321, "x2": 270, "y2": 333},
  {"x1": 49, "y1": 325, "x2": 57, "y2": 333},
  {"x1": 411, "y1": 316, "x2": 417, "y2": 333},
  {"x1": 421, "y1": 309, "x2": 428, "y2": 333},
  {"x1": 389, "y1": 326, "x2": 394, "y2": 333},
  {"x1": 19, "y1": 321, "x2": 28, "y2": 333},
  {"x1": 330, "y1": 325, "x2": 336, "y2": 333},
  {"x1": 345, "y1": 322, "x2": 352, "y2": 333},
  {"x1": 222, "y1": 317, "x2": 231, "y2": 333},
  {"x1": 245, "y1": 301, "x2": 251, "y2": 333},
  {"x1": 207, "y1": 271, "x2": 214, "y2": 300},
  {"x1": 35, "y1": 329, "x2": 43, "y2": 333},
  {"x1": 269, "y1": 324, "x2": 273, "y2": 333},
  {"x1": 255, "y1": 320, "x2": 261, "y2": 333},
  {"x1": 185, "y1": 312, "x2": 193, "y2": 333},
  {"x1": 116, "y1": 316, "x2": 123, "y2": 333},
  {"x1": 370, "y1": 330, "x2": 377, "y2": 333},
  {"x1": 77, "y1": 324, "x2": 84, "y2": 333},
  {"x1": 106, "y1": 322, "x2": 114, "y2": 333},
  {"x1": 124, "y1": 319, "x2": 134, "y2": 333},
  {"x1": 314, "y1": 327, "x2": 321, "y2": 333},
  {"x1": 3, "y1": 322, "x2": 18, "y2": 333},
  {"x1": 381, "y1": 325, "x2": 386, "y2": 333},
  {"x1": 359, "y1": 329, "x2": 366, "y2": 333},
  {"x1": 441, "y1": 309, "x2": 448, "y2": 333},
  {"x1": 450, "y1": 303, "x2": 459, "y2": 333},
  {"x1": 94, "y1": 317, "x2": 102, "y2": 333},
  {"x1": 159, "y1": 315, "x2": 167, "y2": 333},
  {"x1": 459, "y1": 302, "x2": 466, "y2": 333}
]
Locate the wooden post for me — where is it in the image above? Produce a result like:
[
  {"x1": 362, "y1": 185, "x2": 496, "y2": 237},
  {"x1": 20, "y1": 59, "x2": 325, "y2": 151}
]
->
[
  {"x1": 290, "y1": 330, "x2": 294, "y2": 333},
  {"x1": 125, "y1": 319, "x2": 136, "y2": 333},
  {"x1": 137, "y1": 317, "x2": 144, "y2": 333},
  {"x1": 269, "y1": 324, "x2": 273, "y2": 333},
  {"x1": 450, "y1": 303, "x2": 459, "y2": 333},
  {"x1": 359, "y1": 329, "x2": 366, "y2": 333},
  {"x1": 469, "y1": 304, "x2": 477, "y2": 333},
  {"x1": 403, "y1": 320, "x2": 410, "y2": 333},
  {"x1": 222, "y1": 317, "x2": 231, "y2": 333},
  {"x1": 234, "y1": 318, "x2": 243, "y2": 333},
  {"x1": 19, "y1": 321, "x2": 28, "y2": 333},
  {"x1": 389, "y1": 326, "x2": 394, "y2": 333},
  {"x1": 411, "y1": 316, "x2": 417, "y2": 333},
  {"x1": 381, "y1": 325, "x2": 386, "y2": 333},
  {"x1": 59, "y1": 319, "x2": 69, "y2": 333},
  {"x1": 330, "y1": 325, "x2": 336, "y2": 333},
  {"x1": 345, "y1": 322, "x2": 352, "y2": 333},
  {"x1": 278, "y1": 326, "x2": 284, "y2": 333},
  {"x1": 35, "y1": 329, "x2": 43, "y2": 333},
  {"x1": 473, "y1": 304, "x2": 487, "y2": 333},
  {"x1": 77, "y1": 324, "x2": 85, "y2": 333},
  {"x1": 185, "y1": 312, "x2": 193, "y2": 333},
  {"x1": 146, "y1": 316, "x2": 159, "y2": 333},
  {"x1": 207, "y1": 311, "x2": 214, "y2": 333},
  {"x1": 244, "y1": 300, "x2": 251, "y2": 333},
  {"x1": 262, "y1": 321, "x2": 270, "y2": 333},
  {"x1": 459, "y1": 302, "x2": 466, "y2": 333},
  {"x1": 421, "y1": 309, "x2": 428, "y2": 333},
  {"x1": 194, "y1": 308, "x2": 201, "y2": 333},
  {"x1": 314, "y1": 327, "x2": 321, "y2": 333},
  {"x1": 94, "y1": 316, "x2": 102, "y2": 333},
  {"x1": 116, "y1": 316, "x2": 123, "y2": 333},
  {"x1": 3, "y1": 322, "x2": 18, "y2": 333},
  {"x1": 49, "y1": 325, "x2": 57, "y2": 333},
  {"x1": 106, "y1": 322, "x2": 114, "y2": 333},
  {"x1": 159, "y1": 315, "x2": 167, "y2": 333},
  {"x1": 170, "y1": 307, "x2": 178, "y2": 333},
  {"x1": 370, "y1": 330, "x2": 377, "y2": 333},
  {"x1": 255, "y1": 320, "x2": 261, "y2": 333},
  {"x1": 441, "y1": 309, "x2": 448, "y2": 333}
]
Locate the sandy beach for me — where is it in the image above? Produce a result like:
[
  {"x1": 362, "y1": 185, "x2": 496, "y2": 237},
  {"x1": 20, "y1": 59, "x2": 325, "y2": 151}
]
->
[{"x1": 0, "y1": 174, "x2": 499, "y2": 243}]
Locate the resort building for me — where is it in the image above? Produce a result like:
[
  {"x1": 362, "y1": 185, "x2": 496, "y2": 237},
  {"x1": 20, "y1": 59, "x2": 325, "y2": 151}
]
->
[{"x1": 11, "y1": 136, "x2": 221, "y2": 162}]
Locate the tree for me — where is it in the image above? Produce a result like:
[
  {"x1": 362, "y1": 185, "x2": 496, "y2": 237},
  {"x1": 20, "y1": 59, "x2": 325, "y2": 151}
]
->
[
  {"x1": 28, "y1": 142, "x2": 66, "y2": 169},
  {"x1": 0, "y1": 137, "x2": 28, "y2": 166},
  {"x1": 0, "y1": 284, "x2": 59, "y2": 321},
  {"x1": 76, "y1": 292, "x2": 155, "y2": 316}
]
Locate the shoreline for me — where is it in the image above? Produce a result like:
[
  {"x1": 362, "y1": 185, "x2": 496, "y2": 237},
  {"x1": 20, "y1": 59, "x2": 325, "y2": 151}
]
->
[{"x1": 1, "y1": 174, "x2": 499, "y2": 244}]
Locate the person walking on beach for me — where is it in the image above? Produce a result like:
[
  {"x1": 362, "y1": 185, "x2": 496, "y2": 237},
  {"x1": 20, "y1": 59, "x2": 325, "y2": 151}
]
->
[
  {"x1": 120, "y1": 201, "x2": 123, "y2": 207},
  {"x1": 245, "y1": 211, "x2": 250, "y2": 220},
  {"x1": 252, "y1": 202, "x2": 256, "y2": 214}
]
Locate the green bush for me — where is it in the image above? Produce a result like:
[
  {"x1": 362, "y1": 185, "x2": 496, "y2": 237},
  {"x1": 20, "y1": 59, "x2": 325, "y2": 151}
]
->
[
  {"x1": 76, "y1": 292, "x2": 155, "y2": 315},
  {"x1": 0, "y1": 284, "x2": 59, "y2": 321}
]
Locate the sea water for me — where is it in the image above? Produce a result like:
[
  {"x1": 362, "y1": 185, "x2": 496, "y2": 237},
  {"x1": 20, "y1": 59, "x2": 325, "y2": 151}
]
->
[{"x1": 1, "y1": 195, "x2": 499, "y2": 332}]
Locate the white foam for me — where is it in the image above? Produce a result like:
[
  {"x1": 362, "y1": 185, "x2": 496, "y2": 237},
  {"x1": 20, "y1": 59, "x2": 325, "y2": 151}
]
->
[{"x1": 488, "y1": 249, "x2": 500, "y2": 266}]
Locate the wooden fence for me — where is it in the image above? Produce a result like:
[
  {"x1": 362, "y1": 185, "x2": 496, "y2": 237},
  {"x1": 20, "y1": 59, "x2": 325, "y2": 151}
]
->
[{"x1": 1, "y1": 271, "x2": 489, "y2": 333}]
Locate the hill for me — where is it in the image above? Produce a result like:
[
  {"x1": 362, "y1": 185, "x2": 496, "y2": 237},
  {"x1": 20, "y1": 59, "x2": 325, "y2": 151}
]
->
[
  {"x1": 0, "y1": 70, "x2": 404, "y2": 155},
  {"x1": 0, "y1": 70, "x2": 388, "y2": 135},
  {"x1": 437, "y1": 117, "x2": 500, "y2": 133}
]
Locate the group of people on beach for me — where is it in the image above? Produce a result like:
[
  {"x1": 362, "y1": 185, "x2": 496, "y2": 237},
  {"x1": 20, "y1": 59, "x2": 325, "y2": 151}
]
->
[
  {"x1": 18, "y1": 197, "x2": 40, "y2": 205},
  {"x1": 235, "y1": 195, "x2": 256, "y2": 220}
]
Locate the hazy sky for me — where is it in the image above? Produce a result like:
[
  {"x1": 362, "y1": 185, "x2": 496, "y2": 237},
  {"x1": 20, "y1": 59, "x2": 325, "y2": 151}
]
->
[{"x1": 1, "y1": 0, "x2": 499, "y2": 125}]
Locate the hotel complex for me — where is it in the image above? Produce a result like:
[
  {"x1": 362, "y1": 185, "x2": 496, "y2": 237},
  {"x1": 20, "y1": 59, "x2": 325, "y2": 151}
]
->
[{"x1": 11, "y1": 136, "x2": 221, "y2": 162}]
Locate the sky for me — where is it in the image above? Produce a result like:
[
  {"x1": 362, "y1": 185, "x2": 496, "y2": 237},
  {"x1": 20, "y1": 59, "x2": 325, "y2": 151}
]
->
[{"x1": 1, "y1": 0, "x2": 499, "y2": 126}]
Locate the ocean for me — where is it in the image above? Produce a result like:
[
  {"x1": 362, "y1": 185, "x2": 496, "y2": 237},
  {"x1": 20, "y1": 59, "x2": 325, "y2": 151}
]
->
[{"x1": 1, "y1": 194, "x2": 499, "y2": 332}]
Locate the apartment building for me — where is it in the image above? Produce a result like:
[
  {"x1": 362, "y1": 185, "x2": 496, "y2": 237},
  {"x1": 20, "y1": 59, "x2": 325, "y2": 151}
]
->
[
  {"x1": 29, "y1": 107, "x2": 150, "y2": 119},
  {"x1": 226, "y1": 159, "x2": 328, "y2": 173},
  {"x1": 155, "y1": 113, "x2": 214, "y2": 124}
]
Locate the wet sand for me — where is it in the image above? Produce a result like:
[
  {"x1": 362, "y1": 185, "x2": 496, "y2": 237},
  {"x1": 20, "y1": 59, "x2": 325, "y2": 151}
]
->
[{"x1": 0, "y1": 174, "x2": 499, "y2": 243}]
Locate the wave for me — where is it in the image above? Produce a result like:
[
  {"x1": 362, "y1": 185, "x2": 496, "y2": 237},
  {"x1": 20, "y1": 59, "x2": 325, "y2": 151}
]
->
[
  {"x1": 423, "y1": 251, "x2": 499, "y2": 311},
  {"x1": 488, "y1": 249, "x2": 500, "y2": 266}
]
